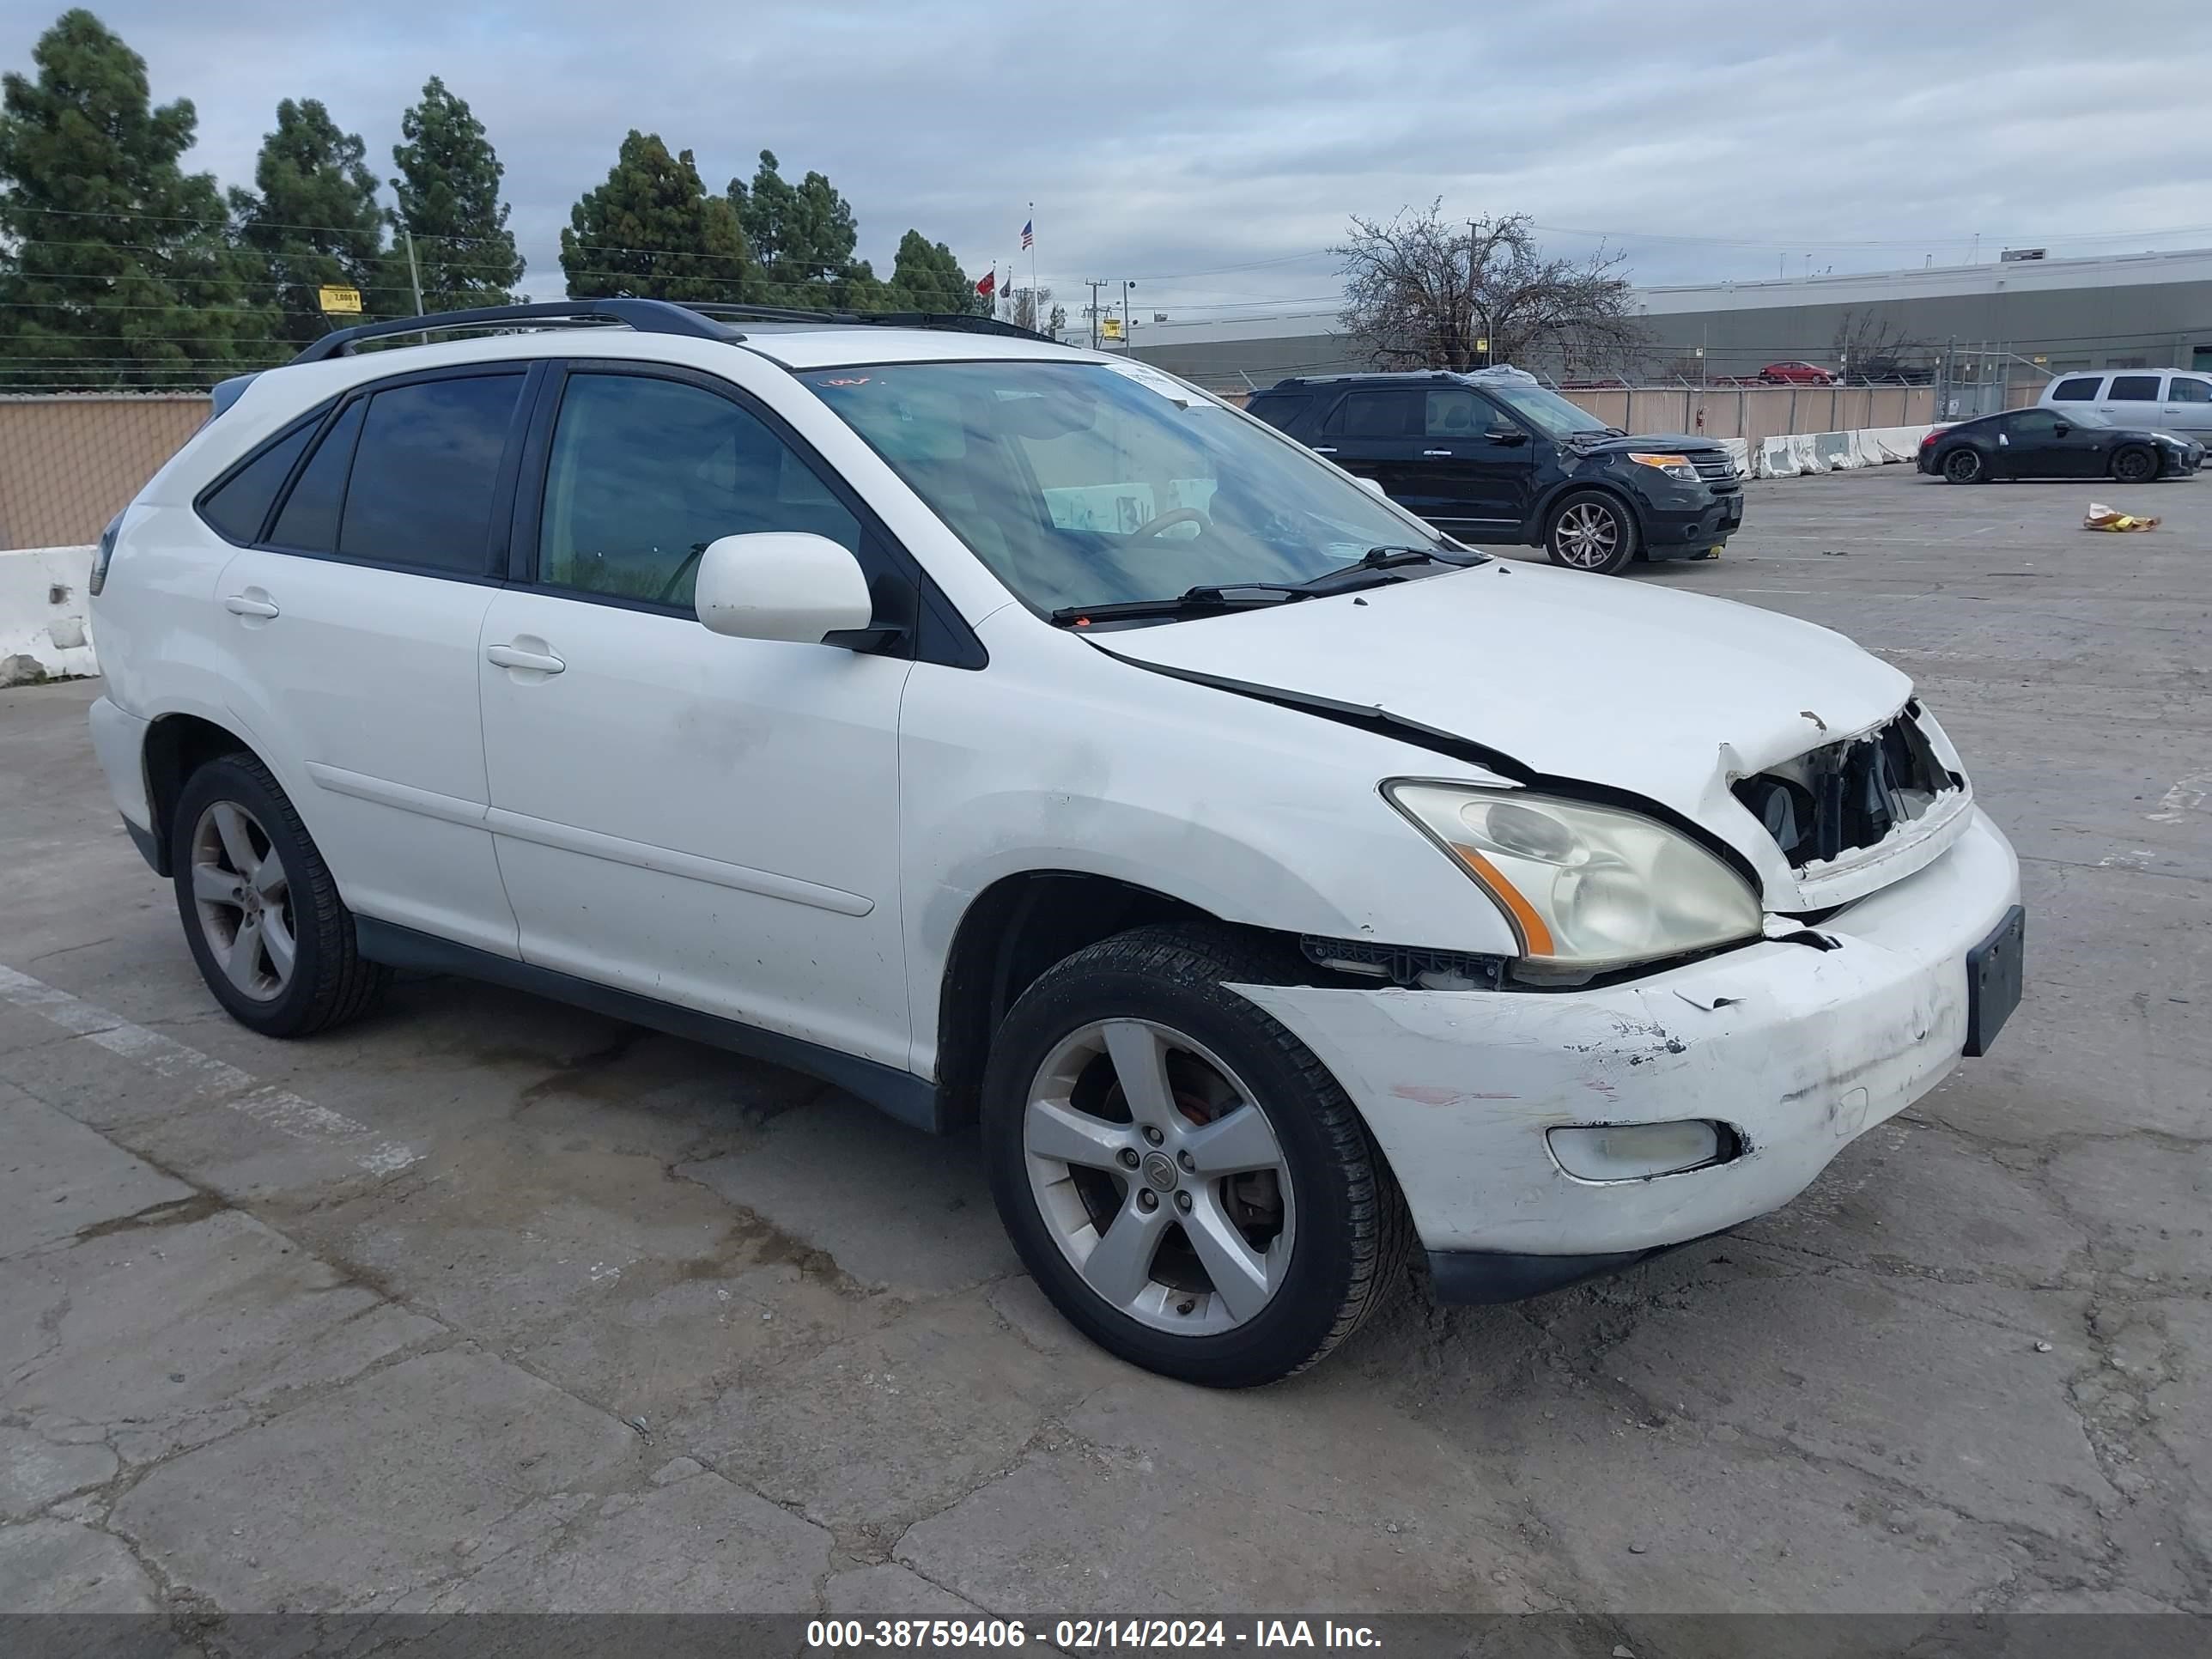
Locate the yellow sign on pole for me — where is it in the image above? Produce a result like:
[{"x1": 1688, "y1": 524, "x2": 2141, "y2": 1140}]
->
[
  {"x1": 1100, "y1": 315, "x2": 1124, "y2": 341},
  {"x1": 1474, "y1": 337, "x2": 1489, "y2": 354},
  {"x1": 318, "y1": 285, "x2": 363, "y2": 315}
]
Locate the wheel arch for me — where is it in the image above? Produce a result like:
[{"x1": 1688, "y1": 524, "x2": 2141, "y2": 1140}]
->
[
  {"x1": 933, "y1": 870, "x2": 1239, "y2": 1128},
  {"x1": 1534, "y1": 475, "x2": 1641, "y2": 534},
  {"x1": 140, "y1": 711, "x2": 262, "y2": 876}
]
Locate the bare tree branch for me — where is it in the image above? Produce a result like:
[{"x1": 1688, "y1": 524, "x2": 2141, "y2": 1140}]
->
[{"x1": 1333, "y1": 204, "x2": 1645, "y2": 374}]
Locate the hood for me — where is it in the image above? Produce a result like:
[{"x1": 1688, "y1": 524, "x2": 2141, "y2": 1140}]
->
[
  {"x1": 1564, "y1": 430, "x2": 1725, "y2": 455},
  {"x1": 1092, "y1": 560, "x2": 1913, "y2": 879}
]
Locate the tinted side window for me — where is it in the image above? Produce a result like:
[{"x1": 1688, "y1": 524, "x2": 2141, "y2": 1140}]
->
[
  {"x1": 198, "y1": 421, "x2": 316, "y2": 544},
  {"x1": 2107, "y1": 375, "x2": 2162, "y2": 402},
  {"x1": 268, "y1": 398, "x2": 365, "y2": 553},
  {"x1": 2007, "y1": 410, "x2": 2064, "y2": 441},
  {"x1": 2168, "y1": 377, "x2": 2211, "y2": 404},
  {"x1": 1424, "y1": 388, "x2": 1493, "y2": 437},
  {"x1": 538, "y1": 373, "x2": 860, "y2": 609},
  {"x1": 1328, "y1": 390, "x2": 1417, "y2": 438},
  {"x1": 2051, "y1": 377, "x2": 2102, "y2": 403},
  {"x1": 1244, "y1": 392, "x2": 1311, "y2": 432},
  {"x1": 337, "y1": 375, "x2": 523, "y2": 574}
]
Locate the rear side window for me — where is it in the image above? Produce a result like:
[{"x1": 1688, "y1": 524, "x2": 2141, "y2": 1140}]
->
[
  {"x1": 1328, "y1": 389, "x2": 1418, "y2": 438},
  {"x1": 268, "y1": 399, "x2": 365, "y2": 553},
  {"x1": 2108, "y1": 375, "x2": 2162, "y2": 402},
  {"x1": 198, "y1": 421, "x2": 317, "y2": 544},
  {"x1": 337, "y1": 374, "x2": 524, "y2": 574},
  {"x1": 2168, "y1": 377, "x2": 2211, "y2": 404},
  {"x1": 1244, "y1": 392, "x2": 1310, "y2": 432},
  {"x1": 2050, "y1": 377, "x2": 2102, "y2": 403}
]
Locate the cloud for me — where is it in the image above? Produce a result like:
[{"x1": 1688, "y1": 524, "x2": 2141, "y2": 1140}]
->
[{"x1": 22, "y1": 0, "x2": 2212, "y2": 313}]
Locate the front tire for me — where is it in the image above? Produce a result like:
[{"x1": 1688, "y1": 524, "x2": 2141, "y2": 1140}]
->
[
  {"x1": 1942, "y1": 447, "x2": 1985, "y2": 484},
  {"x1": 2112, "y1": 445, "x2": 2158, "y2": 483},
  {"x1": 981, "y1": 924, "x2": 1409, "y2": 1387},
  {"x1": 1545, "y1": 491, "x2": 1638, "y2": 574},
  {"x1": 170, "y1": 753, "x2": 387, "y2": 1037}
]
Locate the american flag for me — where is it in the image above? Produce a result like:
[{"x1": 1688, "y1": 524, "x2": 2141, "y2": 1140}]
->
[{"x1": 1020, "y1": 219, "x2": 1033, "y2": 250}]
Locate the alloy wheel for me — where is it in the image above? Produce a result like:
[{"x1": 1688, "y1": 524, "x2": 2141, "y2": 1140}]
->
[
  {"x1": 1553, "y1": 501, "x2": 1620, "y2": 568},
  {"x1": 1023, "y1": 1018, "x2": 1296, "y2": 1335},
  {"x1": 189, "y1": 800, "x2": 295, "y2": 1002}
]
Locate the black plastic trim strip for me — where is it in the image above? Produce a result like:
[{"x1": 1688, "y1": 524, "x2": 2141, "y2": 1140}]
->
[{"x1": 354, "y1": 918, "x2": 944, "y2": 1133}]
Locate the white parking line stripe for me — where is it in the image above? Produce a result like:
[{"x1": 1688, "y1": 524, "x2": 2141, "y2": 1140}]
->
[{"x1": 0, "y1": 964, "x2": 420, "y2": 1175}]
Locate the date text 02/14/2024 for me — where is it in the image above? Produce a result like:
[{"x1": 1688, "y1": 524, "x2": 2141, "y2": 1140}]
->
[{"x1": 805, "y1": 1620, "x2": 1382, "y2": 1650}]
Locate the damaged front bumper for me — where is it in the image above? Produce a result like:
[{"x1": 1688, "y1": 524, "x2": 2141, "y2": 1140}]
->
[{"x1": 1231, "y1": 806, "x2": 2021, "y2": 1300}]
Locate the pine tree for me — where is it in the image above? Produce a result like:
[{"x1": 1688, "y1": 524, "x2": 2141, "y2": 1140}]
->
[
  {"x1": 561, "y1": 131, "x2": 751, "y2": 302},
  {"x1": 389, "y1": 76, "x2": 524, "y2": 312},
  {"x1": 0, "y1": 9, "x2": 274, "y2": 385},
  {"x1": 887, "y1": 231, "x2": 988, "y2": 316},
  {"x1": 230, "y1": 98, "x2": 390, "y2": 345},
  {"x1": 729, "y1": 150, "x2": 859, "y2": 307}
]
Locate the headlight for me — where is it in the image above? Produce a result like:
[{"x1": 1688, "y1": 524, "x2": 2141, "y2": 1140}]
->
[
  {"x1": 1384, "y1": 781, "x2": 1763, "y2": 977},
  {"x1": 1626, "y1": 452, "x2": 1701, "y2": 483}
]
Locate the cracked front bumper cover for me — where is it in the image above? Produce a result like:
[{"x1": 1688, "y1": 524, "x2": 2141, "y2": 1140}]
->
[{"x1": 1231, "y1": 808, "x2": 2021, "y2": 1271}]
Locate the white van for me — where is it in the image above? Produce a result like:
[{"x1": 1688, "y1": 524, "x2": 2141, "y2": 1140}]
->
[{"x1": 2040, "y1": 368, "x2": 2212, "y2": 442}]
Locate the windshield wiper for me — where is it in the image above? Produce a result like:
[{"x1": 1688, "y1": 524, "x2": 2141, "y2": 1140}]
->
[
  {"x1": 1048, "y1": 586, "x2": 1311, "y2": 627},
  {"x1": 1048, "y1": 548, "x2": 1486, "y2": 627},
  {"x1": 1285, "y1": 544, "x2": 1487, "y2": 592}
]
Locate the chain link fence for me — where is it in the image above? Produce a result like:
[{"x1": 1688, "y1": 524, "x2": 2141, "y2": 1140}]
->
[{"x1": 0, "y1": 393, "x2": 212, "y2": 551}]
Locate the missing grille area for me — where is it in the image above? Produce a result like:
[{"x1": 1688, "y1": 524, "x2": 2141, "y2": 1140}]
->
[{"x1": 1735, "y1": 712, "x2": 1960, "y2": 869}]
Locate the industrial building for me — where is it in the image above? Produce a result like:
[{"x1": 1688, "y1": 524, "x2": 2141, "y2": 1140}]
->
[{"x1": 1118, "y1": 246, "x2": 2212, "y2": 395}]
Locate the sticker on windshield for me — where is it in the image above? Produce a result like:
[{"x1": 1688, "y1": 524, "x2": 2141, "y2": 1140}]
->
[{"x1": 1095, "y1": 359, "x2": 1223, "y2": 408}]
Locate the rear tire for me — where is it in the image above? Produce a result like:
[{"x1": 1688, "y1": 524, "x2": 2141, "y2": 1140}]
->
[
  {"x1": 1942, "y1": 447, "x2": 1985, "y2": 484},
  {"x1": 2112, "y1": 445, "x2": 2158, "y2": 483},
  {"x1": 981, "y1": 923, "x2": 1409, "y2": 1387},
  {"x1": 170, "y1": 753, "x2": 387, "y2": 1037},
  {"x1": 1545, "y1": 491, "x2": 1638, "y2": 574}
]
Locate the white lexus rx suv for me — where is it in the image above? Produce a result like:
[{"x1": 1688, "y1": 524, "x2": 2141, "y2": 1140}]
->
[{"x1": 85, "y1": 300, "x2": 2026, "y2": 1385}]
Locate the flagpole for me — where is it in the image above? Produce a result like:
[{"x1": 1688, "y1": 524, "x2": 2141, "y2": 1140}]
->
[{"x1": 1028, "y1": 202, "x2": 1039, "y2": 333}]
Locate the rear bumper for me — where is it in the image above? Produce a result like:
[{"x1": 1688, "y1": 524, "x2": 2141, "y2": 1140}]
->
[
  {"x1": 1232, "y1": 809, "x2": 2022, "y2": 1274},
  {"x1": 88, "y1": 696, "x2": 154, "y2": 833}
]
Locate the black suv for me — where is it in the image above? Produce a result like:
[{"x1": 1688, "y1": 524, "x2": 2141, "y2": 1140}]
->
[{"x1": 1244, "y1": 368, "x2": 1744, "y2": 575}]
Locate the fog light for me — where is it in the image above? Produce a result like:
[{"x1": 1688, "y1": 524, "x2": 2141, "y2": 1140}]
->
[{"x1": 1547, "y1": 1121, "x2": 1725, "y2": 1181}]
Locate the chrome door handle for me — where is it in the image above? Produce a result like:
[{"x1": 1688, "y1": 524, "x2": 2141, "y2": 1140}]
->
[
  {"x1": 486, "y1": 643, "x2": 566, "y2": 674},
  {"x1": 1311, "y1": 446, "x2": 1337, "y2": 454},
  {"x1": 223, "y1": 594, "x2": 280, "y2": 619},
  {"x1": 1421, "y1": 448, "x2": 1453, "y2": 457}
]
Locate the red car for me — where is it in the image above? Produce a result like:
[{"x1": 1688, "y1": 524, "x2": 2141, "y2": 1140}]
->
[{"x1": 1758, "y1": 361, "x2": 1837, "y2": 385}]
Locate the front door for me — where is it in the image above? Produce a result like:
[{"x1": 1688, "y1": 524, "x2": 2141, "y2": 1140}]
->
[
  {"x1": 2158, "y1": 373, "x2": 2212, "y2": 441},
  {"x1": 1997, "y1": 409, "x2": 2105, "y2": 478},
  {"x1": 1399, "y1": 386, "x2": 1529, "y2": 532},
  {"x1": 477, "y1": 364, "x2": 914, "y2": 1070},
  {"x1": 209, "y1": 368, "x2": 532, "y2": 957}
]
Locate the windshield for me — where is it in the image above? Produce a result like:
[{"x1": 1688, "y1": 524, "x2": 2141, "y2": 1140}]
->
[
  {"x1": 1482, "y1": 381, "x2": 1611, "y2": 440},
  {"x1": 801, "y1": 360, "x2": 1456, "y2": 615}
]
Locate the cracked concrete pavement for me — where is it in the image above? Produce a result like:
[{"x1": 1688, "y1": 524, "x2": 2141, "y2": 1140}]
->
[{"x1": 0, "y1": 465, "x2": 2205, "y2": 1624}]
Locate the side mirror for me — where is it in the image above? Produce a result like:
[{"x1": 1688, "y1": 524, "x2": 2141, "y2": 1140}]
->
[
  {"x1": 2052, "y1": 422, "x2": 2071, "y2": 437},
  {"x1": 1353, "y1": 475, "x2": 1389, "y2": 501},
  {"x1": 694, "y1": 532, "x2": 873, "y2": 645},
  {"x1": 1483, "y1": 426, "x2": 1528, "y2": 445}
]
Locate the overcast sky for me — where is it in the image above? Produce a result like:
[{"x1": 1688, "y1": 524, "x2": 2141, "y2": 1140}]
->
[{"x1": 13, "y1": 0, "x2": 2212, "y2": 322}]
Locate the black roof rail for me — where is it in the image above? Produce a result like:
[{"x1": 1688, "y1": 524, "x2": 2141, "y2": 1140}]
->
[
  {"x1": 681, "y1": 302, "x2": 1066, "y2": 346},
  {"x1": 289, "y1": 298, "x2": 740, "y2": 365}
]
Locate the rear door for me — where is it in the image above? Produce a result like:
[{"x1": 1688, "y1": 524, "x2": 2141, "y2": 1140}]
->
[
  {"x1": 2095, "y1": 372, "x2": 2166, "y2": 429},
  {"x1": 2157, "y1": 373, "x2": 2212, "y2": 441},
  {"x1": 1310, "y1": 388, "x2": 1421, "y2": 507},
  {"x1": 205, "y1": 365, "x2": 534, "y2": 956}
]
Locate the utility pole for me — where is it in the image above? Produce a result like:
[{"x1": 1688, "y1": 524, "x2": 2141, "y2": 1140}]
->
[
  {"x1": 1121, "y1": 280, "x2": 1135, "y2": 354},
  {"x1": 399, "y1": 219, "x2": 425, "y2": 315},
  {"x1": 1086, "y1": 278, "x2": 1106, "y2": 350}
]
